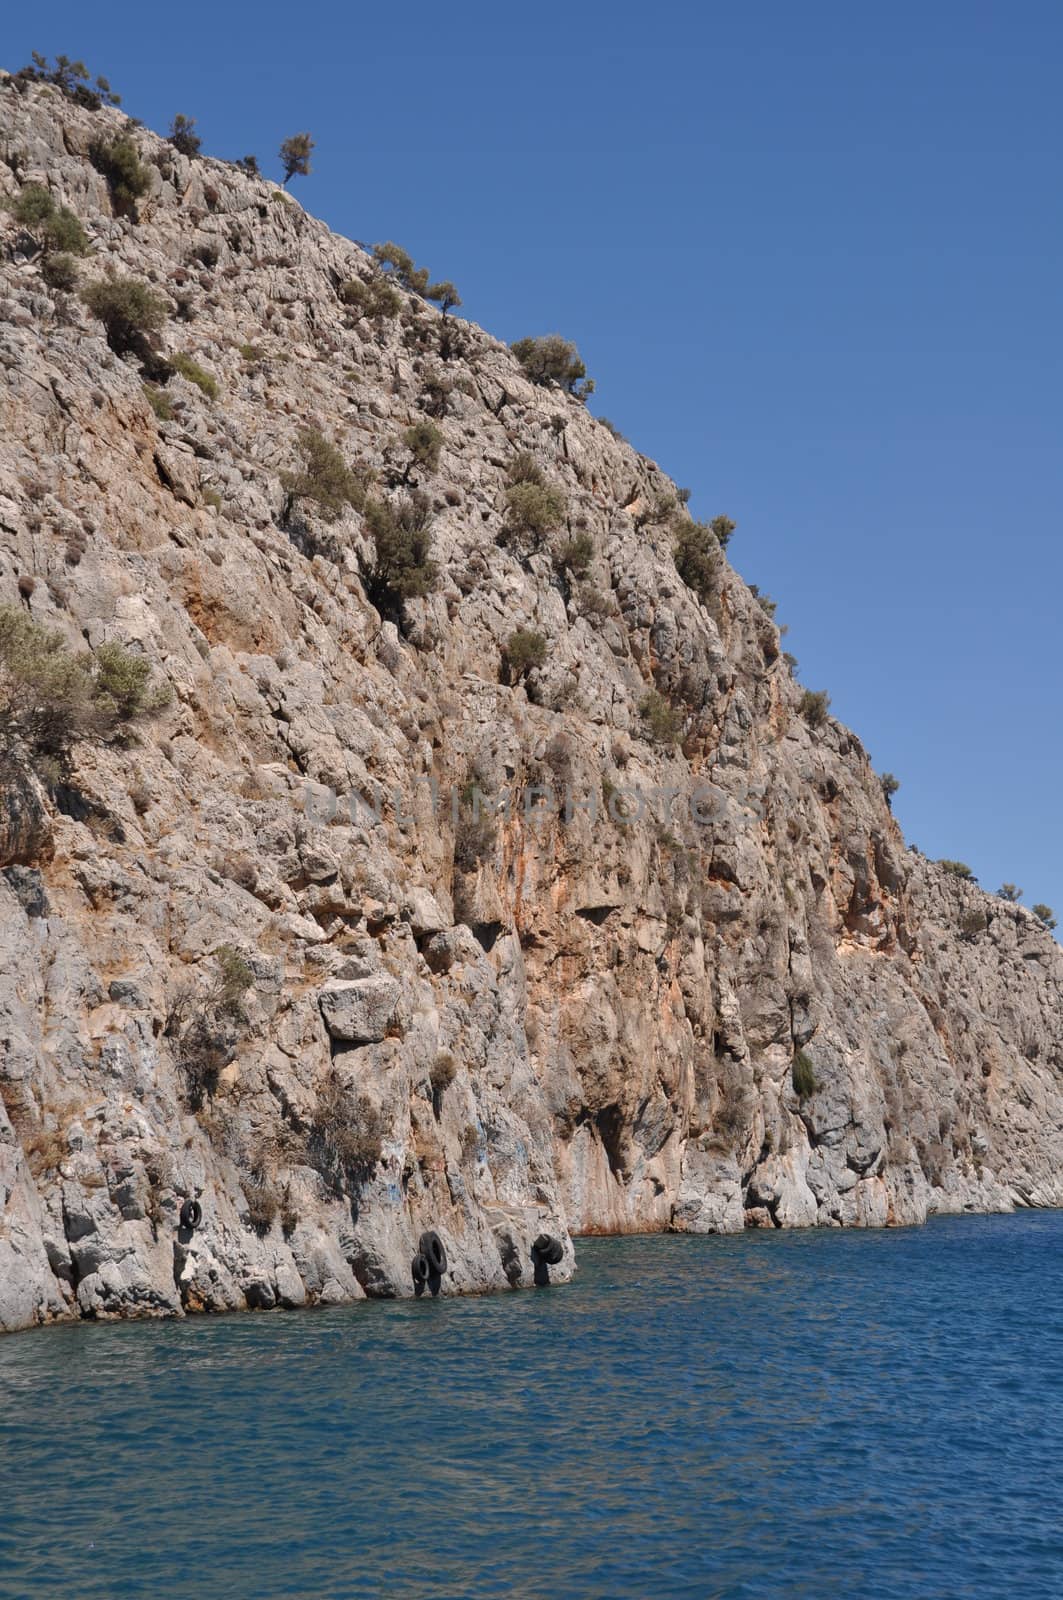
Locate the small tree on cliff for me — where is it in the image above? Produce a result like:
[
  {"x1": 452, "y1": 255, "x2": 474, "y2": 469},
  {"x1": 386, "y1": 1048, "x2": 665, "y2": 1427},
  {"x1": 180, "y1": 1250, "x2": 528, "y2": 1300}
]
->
[
  {"x1": 168, "y1": 115, "x2": 201, "y2": 157},
  {"x1": 279, "y1": 132, "x2": 314, "y2": 187}
]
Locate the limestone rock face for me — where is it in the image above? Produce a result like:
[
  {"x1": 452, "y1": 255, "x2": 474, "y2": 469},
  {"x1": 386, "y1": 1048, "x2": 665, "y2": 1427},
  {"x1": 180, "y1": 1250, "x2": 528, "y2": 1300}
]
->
[
  {"x1": 319, "y1": 977, "x2": 400, "y2": 1043},
  {"x1": 0, "y1": 74, "x2": 1061, "y2": 1332}
]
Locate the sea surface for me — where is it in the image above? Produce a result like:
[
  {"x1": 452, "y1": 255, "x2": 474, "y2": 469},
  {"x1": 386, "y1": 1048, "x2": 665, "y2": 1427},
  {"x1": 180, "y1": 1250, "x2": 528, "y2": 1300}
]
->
[{"x1": 2, "y1": 1214, "x2": 1062, "y2": 1599}]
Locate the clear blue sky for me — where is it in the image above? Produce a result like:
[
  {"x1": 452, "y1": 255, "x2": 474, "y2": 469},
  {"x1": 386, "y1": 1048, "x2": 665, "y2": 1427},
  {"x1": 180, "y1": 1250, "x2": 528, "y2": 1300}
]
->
[{"x1": 10, "y1": 2, "x2": 1062, "y2": 918}]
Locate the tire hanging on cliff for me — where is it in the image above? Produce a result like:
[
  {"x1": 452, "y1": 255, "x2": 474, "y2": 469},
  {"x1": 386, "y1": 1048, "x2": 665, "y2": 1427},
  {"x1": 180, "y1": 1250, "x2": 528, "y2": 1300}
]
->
[
  {"x1": 411, "y1": 1252, "x2": 429, "y2": 1285},
  {"x1": 532, "y1": 1233, "x2": 564, "y2": 1266},
  {"x1": 180, "y1": 1198, "x2": 203, "y2": 1231},
  {"x1": 419, "y1": 1231, "x2": 447, "y2": 1275}
]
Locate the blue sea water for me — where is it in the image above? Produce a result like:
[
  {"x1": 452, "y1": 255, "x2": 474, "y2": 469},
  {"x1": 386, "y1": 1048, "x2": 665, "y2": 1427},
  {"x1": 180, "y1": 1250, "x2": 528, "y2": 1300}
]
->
[{"x1": 2, "y1": 1214, "x2": 1062, "y2": 1599}]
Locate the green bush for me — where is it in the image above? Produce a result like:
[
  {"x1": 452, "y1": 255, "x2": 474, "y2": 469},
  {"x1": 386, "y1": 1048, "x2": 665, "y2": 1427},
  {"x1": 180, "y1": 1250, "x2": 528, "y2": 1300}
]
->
[
  {"x1": 555, "y1": 532, "x2": 594, "y2": 578},
  {"x1": 504, "y1": 480, "x2": 566, "y2": 550},
  {"x1": 792, "y1": 1049, "x2": 818, "y2": 1100},
  {"x1": 507, "y1": 451, "x2": 546, "y2": 486},
  {"x1": 799, "y1": 689, "x2": 831, "y2": 729},
  {"x1": 89, "y1": 135, "x2": 150, "y2": 214},
  {"x1": 93, "y1": 641, "x2": 171, "y2": 722},
  {"x1": 361, "y1": 493, "x2": 438, "y2": 624},
  {"x1": 503, "y1": 628, "x2": 548, "y2": 681},
  {"x1": 0, "y1": 607, "x2": 169, "y2": 767},
  {"x1": 710, "y1": 514, "x2": 736, "y2": 551},
  {"x1": 997, "y1": 883, "x2": 1022, "y2": 903},
  {"x1": 41, "y1": 252, "x2": 80, "y2": 292},
  {"x1": 372, "y1": 241, "x2": 430, "y2": 295},
  {"x1": 673, "y1": 519, "x2": 720, "y2": 605},
  {"x1": 1032, "y1": 904, "x2": 1057, "y2": 931},
  {"x1": 235, "y1": 155, "x2": 260, "y2": 177},
  {"x1": 14, "y1": 54, "x2": 120, "y2": 109},
  {"x1": 940, "y1": 860, "x2": 974, "y2": 880},
  {"x1": 171, "y1": 351, "x2": 218, "y2": 399},
  {"x1": 426, "y1": 280, "x2": 461, "y2": 315},
  {"x1": 43, "y1": 207, "x2": 89, "y2": 255},
  {"x1": 168, "y1": 115, "x2": 201, "y2": 157},
  {"x1": 639, "y1": 689, "x2": 685, "y2": 746},
  {"x1": 9, "y1": 185, "x2": 89, "y2": 256},
  {"x1": 880, "y1": 772, "x2": 900, "y2": 806},
  {"x1": 511, "y1": 334, "x2": 594, "y2": 399},
  {"x1": 143, "y1": 383, "x2": 173, "y2": 421},
  {"x1": 283, "y1": 428, "x2": 366, "y2": 521},
  {"x1": 403, "y1": 419, "x2": 443, "y2": 475},
  {"x1": 10, "y1": 184, "x2": 54, "y2": 228},
  {"x1": 81, "y1": 274, "x2": 166, "y2": 354},
  {"x1": 279, "y1": 132, "x2": 314, "y2": 185},
  {"x1": 339, "y1": 275, "x2": 402, "y2": 321}
]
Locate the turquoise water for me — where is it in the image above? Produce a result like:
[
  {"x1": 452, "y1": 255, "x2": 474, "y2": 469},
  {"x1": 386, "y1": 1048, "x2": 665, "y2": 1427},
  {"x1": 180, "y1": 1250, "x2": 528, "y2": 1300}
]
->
[{"x1": 2, "y1": 1215, "x2": 1062, "y2": 1598}]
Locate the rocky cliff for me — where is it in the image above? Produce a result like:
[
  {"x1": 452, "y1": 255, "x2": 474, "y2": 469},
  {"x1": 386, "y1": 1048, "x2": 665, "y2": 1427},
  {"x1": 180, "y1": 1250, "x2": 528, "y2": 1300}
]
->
[{"x1": 2, "y1": 74, "x2": 1062, "y2": 1333}]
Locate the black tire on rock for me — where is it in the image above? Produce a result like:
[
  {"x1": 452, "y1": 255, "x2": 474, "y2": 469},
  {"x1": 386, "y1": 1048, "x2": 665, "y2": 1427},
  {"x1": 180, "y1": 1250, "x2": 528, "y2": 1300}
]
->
[
  {"x1": 419, "y1": 1230, "x2": 447, "y2": 1275},
  {"x1": 533, "y1": 1233, "x2": 564, "y2": 1266},
  {"x1": 180, "y1": 1198, "x2": 202, "y2": 1231},
  {"x1": 411, "y1": 1252, "x2": 429, "y2": 1283}
]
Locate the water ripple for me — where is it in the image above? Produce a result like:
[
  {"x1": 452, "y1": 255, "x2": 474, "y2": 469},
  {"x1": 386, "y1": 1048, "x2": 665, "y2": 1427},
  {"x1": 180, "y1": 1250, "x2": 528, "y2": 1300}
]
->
[{"x1": 2, "y1": 1215, "x2": 1062, "y2": 1597}]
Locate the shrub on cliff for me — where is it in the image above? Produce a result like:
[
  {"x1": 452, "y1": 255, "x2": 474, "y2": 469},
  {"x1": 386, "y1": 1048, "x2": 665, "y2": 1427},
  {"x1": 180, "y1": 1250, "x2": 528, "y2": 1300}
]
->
[
  {"x1": 279, "y1": 132, "x2": 314, "y2": 186},
  {"x1": 402, "y1": 419, "x2": 443, "y2": 477},
  {"x1": 426, "y1": 280, "x2": 461, "y2": 316},
  {"x1": 880, "y1": 772, "x2": 900, "y2": 808},
  {"x1": 0, "y1": 607, "x2": 170, "y2": 771},
  {"x1": 235, "y1": 155, "x2": 261, "y2": 178},
  {"x1": 453, "y1": 783, "x2": 498, "y2": 877},
  {"x1": 710, "y1": 514, "x2": 736, "y2": 551},
  {"x1": 1033, "y1": 904, "x2": 1057, "y2": 931},
  {"x1": 511, "y1": 335, "x2": 594, "y2": 399},
  {"x1": 308, "y1": 1078, "x2": 386, "y2": 1190},
  {"x1": 165, "y1": 945, "x2": 254, "y2": 1109},
  {"x1": 282, "y1": 428, "x2": 366, "y2": 522},
  {"x1": 504, "y1": 480, "x2": 567, "y2": 552},
  {"x1": 8, "y1": 185, "x2": 89, "y2": 257},
  {"x1": 940, "y1": 860, "x2": 974, "y2": 880},
  {"x1": 89, "y1": 134, "x2": 150, "y2": 214},
  {"x1": 14, "y1": 54, "x2": 120, "y2": 109},
  {"x1": 430, "y1": 1052, "x2": 458, "y2": 1117},
  {"x1": 673, "y1": 518, "x2": 720, "y2": 605},
  {"x1": 81, "y1": 274, "x2": 167, "y2": 355},
  {"x1": 339, "y1": 275, "x2": 402, "y2": 321},
  {"x1": 43, "y1": 206, "x2": 89, "y2": 256},
  {"x1": 792, "y1": 1049, "x2": 818, "y2": 1100},
  {"x1": 9, "y1": 184, "x2": 54, "y2": 229},
  {"x1": 503, "y1": 628, "x2": 548, "y2": 683},
  {"x1": 799, "y1": 689, "x2": 832, "y2": 729},
  {"x1": 997, "y1": 883, "x2": 1022, "y2": 902},
  {"x1": 639, "y1": 689, "x2": 685, "y2": 746},
  {"x1": 554, "y1": 531, "x2": 594, "y2": 578},
  {"x1": 41, "y1": 252, "x2": 80, "y2": 292},
  {"x1": 372, "y1": 241, "x2": 430, "y2": 296},
  {"x1": 171, "y1": 351, "x2": 218, "y2": 399},
  {"x1": 361, "y1": 493, "x2": 438, "y2": 625},
  {"x1": 168, "y1": 115, "x2": 201, "y2": 157}
]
